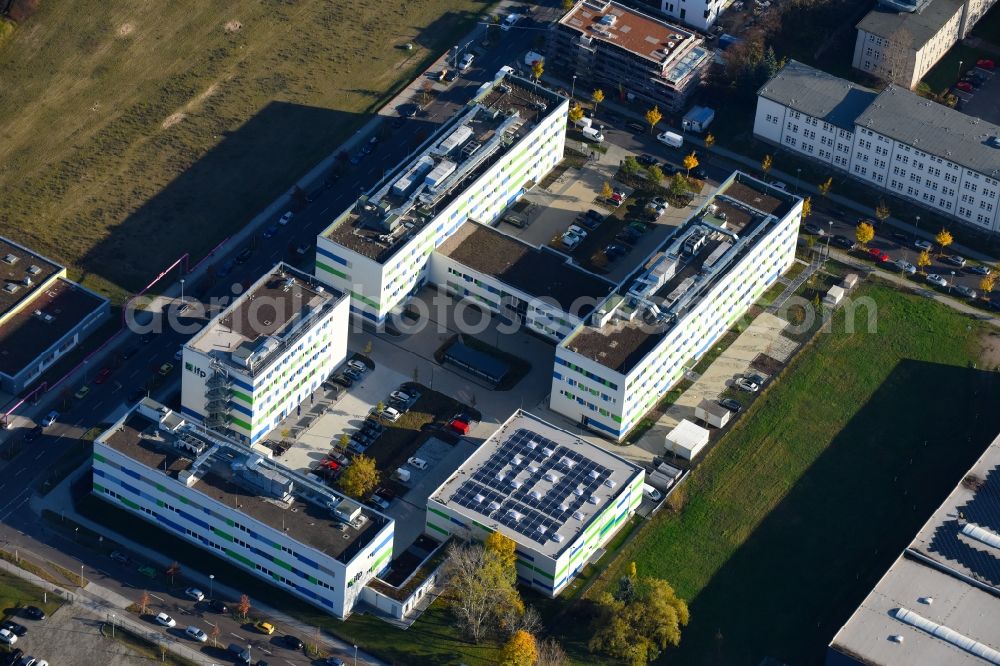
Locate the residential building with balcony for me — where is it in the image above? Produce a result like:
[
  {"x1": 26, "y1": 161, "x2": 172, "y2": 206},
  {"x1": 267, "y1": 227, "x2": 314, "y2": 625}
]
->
[
  {"x1": 550, "y1": 173, "x2": 801, "y2": 440},
  {"x1": 181, "y1": 263, "x2": 349, "y2": 445},
  {"x1": 548, "y1": 1, "x2": 711, "y2": 113},
  {"x1": 93, "y1": 398, "x2": 393, "y2": 619}
]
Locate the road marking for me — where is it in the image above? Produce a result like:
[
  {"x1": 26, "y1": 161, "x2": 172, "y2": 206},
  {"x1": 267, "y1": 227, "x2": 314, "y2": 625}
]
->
[
  {"x1": 14, "y1": 468, "x2": 24, "y2": 476},
  {"x1": 129, "y1": 369, "x2": 140, "y2": 379},
  {"x1": 150, "y1": 593, "x2": 164, "y2": 601},
  {"x1": 34, "y1": 451, "x2": 44, "y2": 460},
  {"x1": 320, "y1": 207, "x2": 329, "y2": 214}
]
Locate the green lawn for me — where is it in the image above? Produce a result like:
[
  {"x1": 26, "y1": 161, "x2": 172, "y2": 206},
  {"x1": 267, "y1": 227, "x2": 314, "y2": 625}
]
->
[
  {"x1": 0, "y1": 0, "x2": 491, "y2": 300},
  {"x1": 0, "y1": 570, "x2": 64, "y2": 620},
  {"x1": 587, "y1": 282, "x2": 1000, "y2": 665}
]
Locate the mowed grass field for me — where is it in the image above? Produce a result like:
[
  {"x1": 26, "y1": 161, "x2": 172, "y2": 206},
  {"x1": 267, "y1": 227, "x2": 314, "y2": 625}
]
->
[
  {"x1": 588, "y1": 282, "x2": 1000, "y2": 665},
  {"x1": 0, "y1": 0, "x2": 490, "y2": 300}
]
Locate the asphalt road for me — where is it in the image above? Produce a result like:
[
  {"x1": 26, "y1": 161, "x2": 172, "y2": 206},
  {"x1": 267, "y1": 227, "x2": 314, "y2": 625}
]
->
[{"x1": 0, "y1": 10, "x2": 554, "y2": 666}]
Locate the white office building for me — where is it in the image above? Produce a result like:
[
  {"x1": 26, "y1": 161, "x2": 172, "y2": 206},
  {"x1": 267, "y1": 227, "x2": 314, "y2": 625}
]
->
[
  {"x1": 93, "y1": 399, "x2": 394, "y2": 619},
  {"x1": 629, "y1": 0, "x2": 730, "y2": 31},
  {"x1": 852, "y1": 0, "x2": 997, "y2": 88},
  {"x1": 426, "y1": 411, "x2": 644, "y2": 597},
  {"x1": 755, "y1": 60, "x2": 1000, "y2": 233},
  {"x1": 429, "y1": 222, "x2": 616, "y2": 342},
  {"x1": 181, "y1": 263, "x2": 349, "y2": 445},
  {"x1": 550, "y1": 173, "x2": 801, "y2": 440},
  {"x1": 315, "y1": 74, "x2": 568, "y2": 324}
]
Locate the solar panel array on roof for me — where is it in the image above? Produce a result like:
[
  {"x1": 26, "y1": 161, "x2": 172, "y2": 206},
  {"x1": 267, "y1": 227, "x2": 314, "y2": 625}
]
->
[{"x1": 450, "y1": 429, "x2": 612, "y2": 545}]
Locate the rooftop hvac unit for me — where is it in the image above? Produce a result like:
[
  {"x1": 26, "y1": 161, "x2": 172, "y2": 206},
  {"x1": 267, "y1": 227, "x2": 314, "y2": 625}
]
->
[
  {"x1": 2, "y1": 254, "x2": 17, "y2": 265},
  {"x1": 574, "y1": 486, "x2": 585, "y2": 496},
  {"x1": 512, "y1": 456, "x2": 522, "y2": 465},
  {"x1": 553, "y1": 533, "x2": 565, "y2": 543},
  {"x1": 473, "y1": 494, "x2": 485, "y2": 503},
  {"x1": 544, "y1": 472, "x2": 559, "y2": 483},
  {"x1": 27, "y1": 265, "x2": 42, "y2": 276},
  {"x1": 507, "y1": 509, "x2": 522, "y2": 522},
  {"x1": 526, "y1": 441, "x2": 537, "y2": 450},
  {"x1": 511, "y1": 479, "x2": 522, "y2": 489},
  {"x1": 529, "y1": 491, "x2": 542, "y2": 501},
  {"x1": 572, "y1": 511, "x2": 585, "y2": 520},
  {"x1": 587, "y1": 495, "x2": 599, "y2": 505},
  {"x1": 487, "y1": 501, "x2": 501, "y2": 513},
  {"x1": 589, "y1": 469, "x2": 600, "y2": 479},
  {"x1": 604, "y1": 479, "x2": 616, "y2": 488},
  {"x1": 541, "y1": 447, "x2": 555, "y2": 457},
  {"x1": 560, "y1": 456, "x2": 575, "y2": 469},
  {"x1": 558, "y1": 503, "x2": 569, "y2": 512},
  {"x1": 536, "y1": 526, "x2": 547, "y2": 536},
  {"x1": 528, "y1": 465, "x2": 539, "y2": 474},
  {"x1": 3, "y1": 284, "x2": 19, "y2": 294}
]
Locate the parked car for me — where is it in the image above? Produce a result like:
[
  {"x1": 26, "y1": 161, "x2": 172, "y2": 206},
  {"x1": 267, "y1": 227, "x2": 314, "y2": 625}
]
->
[
  {"x1": 325, "y1": 658, "x2": 346, "y2": 666},
  {"x1": 347, "y1": 359, "x2": 367, "y2": 373},
  {"x1": 926, "y1": 274, "x2": 948, "y2": 288},
  {"x1": 636, "y1": 154, "x2": 657, "y2": 167},
  {"x1": 501, "y1": 13, "x2": 522, "y2": 30},
  {"x1": 209, "y1": 600, "x2": 229, "y2": 614},
  {"x1": 944, "y1": 254, "x2": 966, "y2": 267},
  {"x1": 868, "y1": 248, "x2": 891, "y2": 263},
  {"x1": 109, "y1": 550, "x2": 130, "y2": 565},
  {"x1": 0, "y1": 630, "x2": 15, "y2": 645},
  {"x1": 41, "y1": 411, "x2": 59, "y2": 428},
  {"x1": 158, "y1": 362, "x2": 174, "y2": 376},
  {"x1": 605, "y1": 244, "x2": 627, "y2": 261},
  {"x1": 0, "y1": 621, "x2": 26, "y2": 637},
  {"x1": 690, "y1": 166, "x2": 707, "y2": 180},
  {"x1": 254, "y1": 620, "x2": 275, "y2": 635},
  {"x1": 954, "y1": 284, "x2": 977, "y2": 299},
  {"x1": 567, "y1": 224, "x2": 588, "y2": 239},
  {"x1": 332, "y1": 374, "x2": 353, "y2": 388},
  {"x1": 184, "y1": 587, "x2": 205, "y2": 602},
  {"x1": 955, "y1": 81, "x2": 973, "y2": 92},
  {"x1": 831, "y1": 235, "x2": 854, "y2": 249},
  {"x1": 262, "y1": 224, "x2": 279, "y2": 240},
  {"x1": 913, "y1": 239, "x2": 933, "y2": 251},
  {"x1": 380, "y1": 406, "x2": 402, "y2": 422},
  {"x1": 184, "y1": 626, "x2": 208, "y2": 643},
  {"x1": 389, "y1": 390, "x2": 412, "y2": 403},
  {"x1": 1, "y1": 649, "x2": 21, "y2": 666},
  {"x1": 19, "y1": 657, "x2": 47, "y2": 666},
  {"x1": 561, "y1": 230, "x2": 584, "y2": 248},
  {"x1": 719, "y1": 398, "x2": 743, "y2": 413},
  {"x1": 73, "y1": 386, "x2": 90, "y2": 400},
  {"x1": 642, "y1": 483, "x2": 663, "y2": 502},
  {"x1": 448, "y1": 419, "x2": 471, "y2": 435},
  {"x1": 94, "y1": 367, "x2": 113, "y2": 384},
  {"x1": 969, "y1": 264, "x2": 992, "y2": 276},
  {"x1": 154, "y1": 613, "x2": 176, "y2": 628},
  {"x1": 344, "y1": 367, "x2": 362, "y2": 381},
  {"x1": 459, "y1": 53, "x2": 474, "y2": 71},
  {"x1": 278, "y1": 211, "x2": 294, "y2": 226},
  {"x1": 235, "y1": 247, "x2": 253, "y2": 264},
  {"x1": 802, "y1": 223, "x2": 824, "y2": 235},
  {"x1": 408, "y1": 457, "x2": 428, "y2": 470},
  {"x1": 370, "y1": 495, "x2": 391, "y2": 511},
  {"x1": 894, "y1": 259, "x2": 917, "y2": 275},
  {"x1": 22, "y1": 607, "x2": 45, "y2": 621},
  {"x1": 281, "y1": 635, "x2": 304, "y2": 650},
  {"x1": 735, "y1": 377, "x2": 760, "y2": 392}
]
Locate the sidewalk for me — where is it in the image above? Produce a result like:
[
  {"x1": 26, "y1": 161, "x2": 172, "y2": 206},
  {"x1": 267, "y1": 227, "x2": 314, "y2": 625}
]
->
[{"x1": 33, "y1": 468, "x2": 385, "y2": 666}]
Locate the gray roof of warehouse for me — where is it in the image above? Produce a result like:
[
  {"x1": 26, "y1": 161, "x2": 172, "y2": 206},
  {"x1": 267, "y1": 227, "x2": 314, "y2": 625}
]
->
[
  {"x1": 856, "y1": 0, "x2": 964, "y2": 46},
  {"x1": 757, "y1": 60, "x2": 877, "y2": 130},
  {"x1": 856, "y1": 85, "x2": 1000, "y2": 177}
]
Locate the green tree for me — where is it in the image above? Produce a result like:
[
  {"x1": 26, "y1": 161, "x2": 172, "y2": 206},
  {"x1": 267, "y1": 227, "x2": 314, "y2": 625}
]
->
[
  {"x1": 935, "y1": 228, "x2": 953, "y2": 257},
  {"x1": 683, "y1": 151, "x2": 699, "y2": 176},
  {"x1": 339, "y1": 454, "x2": 380, "y2": 499},
  {"x1": 337, "y1": 433, "x2": 351, "y2": 451},
  {"x1": 499, "y1": 630, "x2": 538, "y2": 666},
  {"x1": 648, "y1": 164, "x2": 665, "y2": 184},
  {"x1": 669, "y1": 173, "x2": 690, "y2": 198},
  {"x1": 484, "y1": 531, "x2": 518, "y2": 571},
  {"x1": 818, "y1": 177, "x2": 833, "y2": 196},
  {"x1": 917, "y1": 249, "x2": 932, "y2": 274},
  {"x1": 589, "y1": 577, "x2": 689, "y2": 666},
  {"x1": 568, "y1": 104, "x2": 584, "y2": 125},
  {"x1": 979, "y1": 274, "x2": 995, "y2": 298},
  {"x1": 601, "y1": 181, "x2": 614, "y2": 199},
  {"x1": 562, "y1": 0, "x2": 575, "y2": 9},
  {"x1": 592, "y1": 89, "x2": 605, "y2": 117},
  {"x1": 446, "y1": 542, "x2": 524, "y2": 643},
  {"x1": 855, "y1": 222, "x2": 875, "y2": 249},
  {"x1": 620, "y1": 156, "x2": 641, "y2": 176},
  {"x1": 644, "y1": 105, "x2": 663, "y2": 133},
  {"x1": 363, "y1": 340, "x2": 373, "y2": 354},
  {"x1": 704, "y1": 133, "x2": 715, "y2": 148}
]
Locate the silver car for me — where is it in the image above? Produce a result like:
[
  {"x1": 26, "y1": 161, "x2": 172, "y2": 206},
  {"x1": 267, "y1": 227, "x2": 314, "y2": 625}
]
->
[
  {"x1": 894, "y1": 259, "x2": 916, "y2": 275},
  {"x1": 954, "y1": 284, "x2": 977, "y2": 299},
  {"x1": 926, "y1": 274, "x2": 948, "y2": 288}
]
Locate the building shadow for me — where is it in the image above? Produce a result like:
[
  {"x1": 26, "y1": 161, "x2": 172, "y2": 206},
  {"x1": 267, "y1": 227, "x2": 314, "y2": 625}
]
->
[{"x1": 663, "y1": 359, "x2": 1000, "y2": 666}]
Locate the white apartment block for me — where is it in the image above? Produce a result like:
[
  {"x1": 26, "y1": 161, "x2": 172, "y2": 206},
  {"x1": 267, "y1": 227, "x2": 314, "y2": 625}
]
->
[
  {"x1": 755, "y1": 61, "x2": 1000, "y2": 233},
  {"x1": 315, "y1": 74, "x2": 568, "y2": 324},
  {"x1": 550, "y1": 173, "x2": 802, "y2": 440},
  {"x1": 853, "y1": 0, "x2": 997, "y2": 88},
  {"x1": 425, "y1": 411, "x2": 644, "y2": 596},
  {"x1": 429, "y1": 223, "x2": 616, "y2": 342},
  {"x1": 93, "y1": 399, "x2": 394, "y2": 619},
  {"x1": 629, "y1": 0, "x2": 729, "y2": 31},
  {"x1": 181, "y1": 263, "x2": 349, "y2": 446}
]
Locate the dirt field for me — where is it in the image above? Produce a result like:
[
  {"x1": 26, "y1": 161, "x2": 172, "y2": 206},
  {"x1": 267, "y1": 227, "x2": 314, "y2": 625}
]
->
[{"x1": 0, "y1": 0, "x2": 491, "y2": 300}]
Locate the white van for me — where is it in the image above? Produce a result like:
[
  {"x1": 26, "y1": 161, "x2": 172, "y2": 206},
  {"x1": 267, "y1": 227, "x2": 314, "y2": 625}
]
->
[
  {"x1": 657, "y1": 131, "x2": 683, "y2": 148},
  {"x1": 408, "y1": 456, "x2": 428, "y2": 470},
  {"x1": 642, "y1": 483, "x2": 663, "y2": 502},
  {"x1": 581, "y1": 126, "x2": 604, "y2": 143}
]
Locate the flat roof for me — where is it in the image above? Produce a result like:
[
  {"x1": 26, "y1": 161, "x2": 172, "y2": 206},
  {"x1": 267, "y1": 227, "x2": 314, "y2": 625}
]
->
[
  {"x1": 99, "y1": 404, "x2": 389, "y2": 563},
  {"x1": 0, "y1": 278, "x2": 107, "y2": 378},
  {"x1": 436, "y1": 223, "x2": 615, "y2": 314},
  {"x1": 429, "y1": 411, "x2": 642, "y2": 558},
  {"x1": 0, "y1": 236, "x2": 62, "y2": 321},
  {"x1": 187, "y1": 264, "x2": 341, "y2": 376},
  {"x1": 558, "y1": 1, "x2": 699, "y2": 69},
  {"x1": 563, "y1": 174, "x2": 795, "y2": 374},
  {"x1": 856, "y1": 85, "x2": 1000, "y2": 178},
  {"x1": 323, "y1": 76, "x2": 564, "y2": 264},
  {"x1": 758, "y1": 60, "x2": 878, "y2": 131},
  {"x1": 829, "y1": 433, "x2": 1000, "y2": 665},
  {"x1": 857, "y1": 0, "x2": 964, "y2": 47}
]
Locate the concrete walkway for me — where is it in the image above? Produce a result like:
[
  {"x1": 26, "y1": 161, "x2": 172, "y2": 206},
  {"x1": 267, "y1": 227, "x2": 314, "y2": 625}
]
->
[{"x1": 32, "y1": 468, "x2": 385, "y2": 666}]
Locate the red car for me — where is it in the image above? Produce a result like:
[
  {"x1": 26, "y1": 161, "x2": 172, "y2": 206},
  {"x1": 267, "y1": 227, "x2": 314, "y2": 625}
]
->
[
  {"x1": 955, "y1": 81, "x2": 973, "y2": 92},
  {"x1": 448, "y1": 419, "x2": 470, "y2": 435},
  {"x1": 868, "y1": 248, "x2": 891, "y2": 263},
  {"x1": 94, "y1": 367, "x2": 113, "y2": 384},
  {"x1": 976, "y1": 59, "x2": 995, "y2": 70}
]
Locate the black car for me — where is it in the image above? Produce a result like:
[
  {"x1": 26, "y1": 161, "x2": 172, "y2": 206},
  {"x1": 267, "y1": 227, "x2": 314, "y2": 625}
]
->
[
  {"x1": 344, "y1": 368, "x2": 362, "y2": 381},
  {"x1": 1, "y1": 620, "x2": 27, "y2": 637},
  {"x1": 719, "y1": 398, "x2": 743, "y2": 413},
  {"x1": 332, "y1": 374, "x2": 353, "y2": 388},
  {"x1": 802, "y1": 223, "x2": 823, "y2": 235},
  {"x1": 636, "y1": 155, "x2": 657, "y2": 167},
  {"x1": 1, "y1": 648, "x2": 22, "y2": 666},
  {"x1": 22, "y1": 607, "x2": 44, "y2": 621},
  {"x1": 660, "y1": 163, "x2": 679, "y2": 176},
  {"x1": 234, "y1": 247, "x2": 253, "y2": 264},
  {"x1": 832, "y1": 235, "x2": 854, "y2": 249},
  {"x1": 209, "y1": 599, "x2": 229, "y2": 614},
  {"x1": 691, "y1": 167, "x2": 707, "y2": 180},
  {"x1": 605, "y1": 244, "x2": 627, "y2": 261},
  {"x1": 24, "y1": 426, "x2": 43, "y2": 443},
  {"x1": 627, "y1": 122, "x2": 645, "y2": 133},
  {"x1": 281, "y1": 635, "x2": 304, "y2": 650},
  {"x1": 891, "y1": 231, "x2": 909, "y2": 242}
]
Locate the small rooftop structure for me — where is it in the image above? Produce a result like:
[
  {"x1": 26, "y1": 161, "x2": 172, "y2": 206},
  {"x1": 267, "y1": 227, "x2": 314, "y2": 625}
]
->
[
  {"x1": 429, "y1": 411, "x2": 643, "y2": 558},
  {"x1": 187, "y1": 264, "x2": 341, "y2": 376},
  {"x1": 323, "y1": 75, "x2": 562, "y2": 264},
  {"x1": 828, "y1": 433, "x2": 1000, "y2": 665},
  {"x1": 435, "y1": 223, "x2": 616, "y2": 314},
  {"x1": 99, "y1": 400, "x2": 389, "y2": 562},
  {"x1": 563, "y1": 174, "x2": 796, "y2": 374}
]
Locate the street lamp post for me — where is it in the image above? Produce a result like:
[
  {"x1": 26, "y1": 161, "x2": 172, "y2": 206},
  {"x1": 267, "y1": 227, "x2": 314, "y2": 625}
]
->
[
  {"x1": 796, "y1": 167, "x2": 802, "y2": 193},
  {"x1": 826, "y1": 221, "x2": 833, "y2": 259},
  {"x1": 354, "y1": 644, "x2": 358, "y2": 666},
  {"x1": 915, "y1": 215, "x2": 921, "y2": 234},
  {"x1": 571, "y1": 75, "x2": 577, "y2": 101},
  {"x1": 209, "y1": 574, "x2": 214, "y2": 599},
  {"x1": 110, "y1": 613, "x2": 116, "y2": 639},
  {"x1": 180, "y1": 279, "x2": 185, "y2": 303},
  {"x1": 950, "y1": 271, "x2": 956, "y2": 293},
  {"x1": 80, "y1": 565, "x2": 84, "y2": 587}
]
